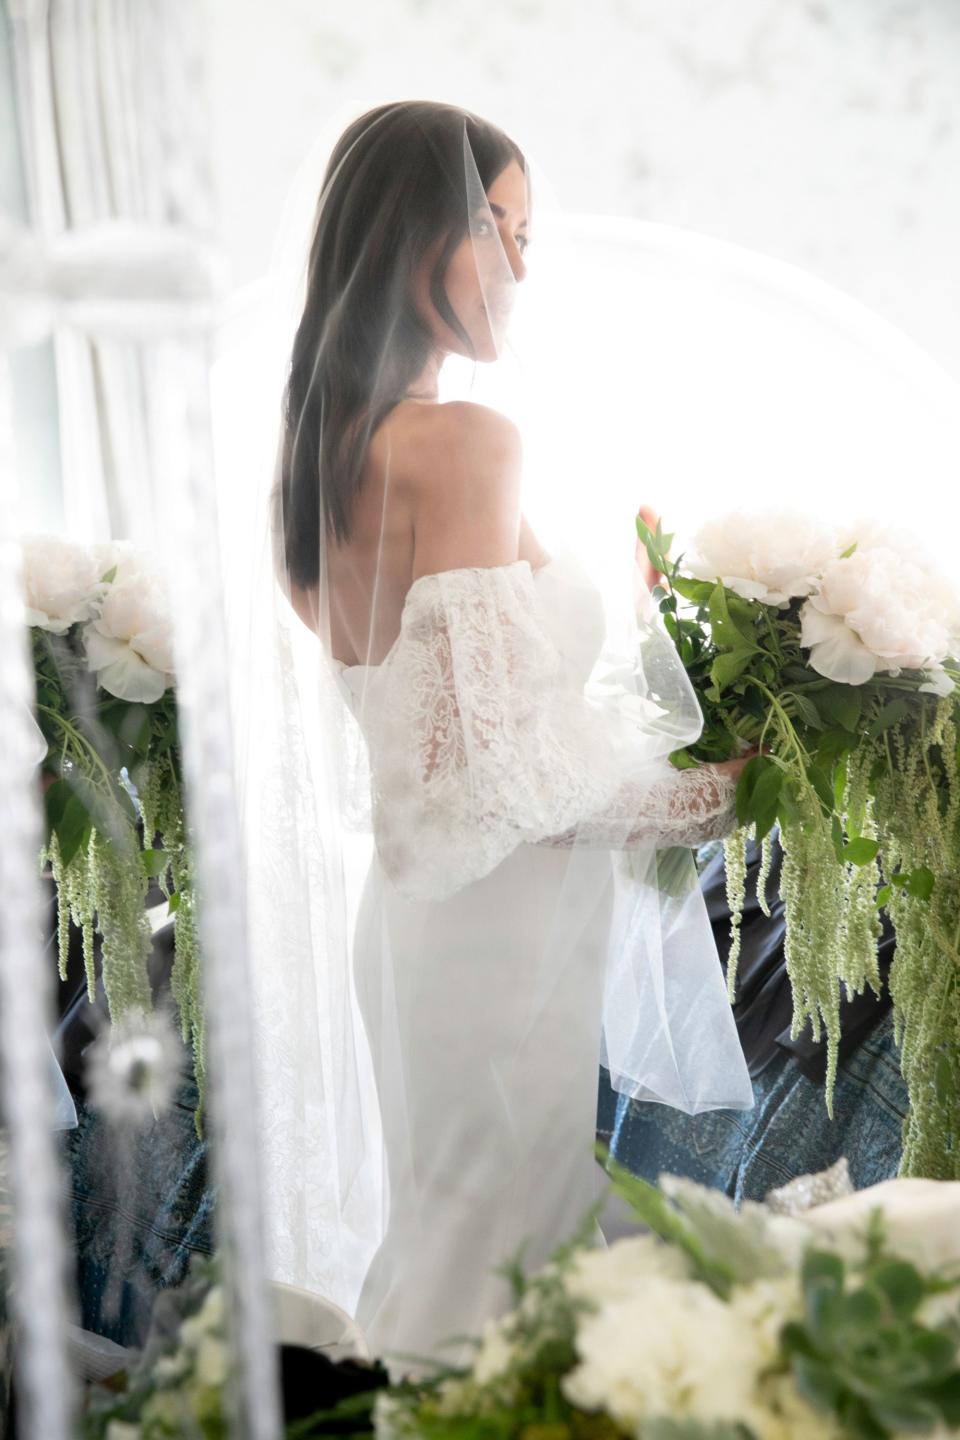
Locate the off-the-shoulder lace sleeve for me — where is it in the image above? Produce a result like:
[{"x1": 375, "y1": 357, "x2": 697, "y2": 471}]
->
[{"x1": 356, "y1": 562, "x2": 735, "y2": 899}]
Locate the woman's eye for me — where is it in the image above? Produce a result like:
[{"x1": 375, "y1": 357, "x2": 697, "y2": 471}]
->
[{"x1": 517, "y1": 235, "x2": 529, "y2": 254}]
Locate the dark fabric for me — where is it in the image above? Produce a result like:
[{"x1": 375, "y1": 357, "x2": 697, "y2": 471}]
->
[
  {"x1": 598, "y1": 1007, "x2": 906, "y2": 1201},
  {"x1": 48, "y1": 881, "x2": 212, "y2": 1349},
  {"x1": 62, "y1": 1080, "x2": 212, "y2": 1348},
  {"x1": 599, "y1": 832, "x2": 906, "y2": 1197},
  {"x1": 700, "y1": 832, "x2": 895, "y2": 1084}
]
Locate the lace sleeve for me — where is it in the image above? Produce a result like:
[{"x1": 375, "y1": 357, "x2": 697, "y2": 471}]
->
[
  {"x1": 537, "y1": 761, "x2": 738, "y2": 851},
  {"x1": 356, "y1": 561, "x2": 720, "y2": 900}
]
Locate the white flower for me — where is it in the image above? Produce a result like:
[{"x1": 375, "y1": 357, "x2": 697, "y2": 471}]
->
[
  {"x1": 470, "y1": 1315, "x2": 517, "y2": 1385},
  {"x1": 20, "y1": 533, "x2": 102, "y2": 633},
  {"x1": 83, "y1": 562, "x2": 174, "y2": 703},
  {"x1": 105, "y1": 1423, "x2": 142, "y2": 1440},
  {"x1": 726, "y1": 1275, "x2": 800, "y2": 1369},
  {"x1": 686, "y1": 510, "x2": 838, "y2": 608},
  {"x1": 562, "y1": 1275, "x2": 763, "y2": 1429},
  {"x1": 86, "y1": 1008, "x2": 183, "y2": 1125},
  {"x1": 801, "y1": 546, "x2": 953, "y2": 686},
  {"x1": 563, "y1": 1233, "x2": 690, "y2": 1309},
  {"x1": 194, "y1": 1334, "x2": 229, "y2": 1389}
]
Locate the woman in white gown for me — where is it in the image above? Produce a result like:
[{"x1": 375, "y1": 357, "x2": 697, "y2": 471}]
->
[{"x1": 272, "y1": 101, "x2": 754, "y2": 1369}]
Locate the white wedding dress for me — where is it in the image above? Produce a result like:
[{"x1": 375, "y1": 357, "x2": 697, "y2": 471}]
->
[{"x1": 334, "y1": 551, "x2": 750, "y2": 1369}]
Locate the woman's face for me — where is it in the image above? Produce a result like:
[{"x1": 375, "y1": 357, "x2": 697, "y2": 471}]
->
[{"x1": 417, "y1": 160, "x2": 529, "y2": 363}]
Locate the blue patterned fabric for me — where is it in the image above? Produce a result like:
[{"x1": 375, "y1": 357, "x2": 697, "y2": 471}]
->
[
  {"x1": 597, "y1": 1007, "x2": 906, "y2": 1201},
  {"x1": 62, "y1": 1079, "x2": 212, "y2": 1348}
]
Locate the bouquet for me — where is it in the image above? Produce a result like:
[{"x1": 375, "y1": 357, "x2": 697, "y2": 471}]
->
[
  {"x1": 636, "y1": 512, "x2": 960, "y2": 1178},
  {"x1": 25, "y1": 534, "x2": 203, "y2": 1113},
  {"x1": 295, "y1": 1162, "x2": 960, "y2": 1440}
]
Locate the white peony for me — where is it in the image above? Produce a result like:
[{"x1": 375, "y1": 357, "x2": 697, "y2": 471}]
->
[
  {"x1": 686, "y1": 510, "x2": 838, "y2": 608},
  {"x1": 21, "y1": 533, "x2": 102, "y2": 633},
  {"x1": 562, "y1": 1275, "x2": 764, "y2": 1430},
  {"x1": 800, "y1": 545, "x2": 953, "y2": 688},
  {"x1": 83, "y1": 562, "x2": 174, "y2": 703}
]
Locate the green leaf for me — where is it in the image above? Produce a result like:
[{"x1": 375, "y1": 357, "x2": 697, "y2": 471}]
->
[
  {"x1": 708, "y1": 583, "x2": 758, "y2": 651},
  {"x1": 867, "y1": 698, "x2": 910, "y2": 740},
  {"x1": 906, "y1": 866, "x2": 935, "y2": 901},
  {"x1": 808, "y1": 765, "x2": 836, "y2": 815},
  {"x1": 868, "y1": 1262, "x2": 925, "y2": 1320},
  {"x1": 167, "y1": 891, "x2": 182, "y2": 914},
  {"x1": 876, "y1": 885, "x2": 892, "y2": 909},
  {"x1": 710, "y1": 648, "x2": 757, "y2": 694},
  {"x1": 869, "y1": 1395, "x2": 941, "y2": 1432},
  {"x1": 751, "y1": 765, "x2": 783, "y2": 842},
  {"x1": 817, "y1": 685, "x2": 862, "y2": 733},
  {"x1": 928, "y1": 1373, "x2": 960, "y2": 1425},
  {"x1": 140, "y1": 848, "x2": 170, "y2": 878},
  {"x1": 45, "y1": 781, "x2": 93, "y2": 867},
  {"x1": 839, "y1": 1284, "x2": 883, "y2": 1330},
  {"x1": 671, "y1": 575, "x2": 716, "y2": 607},
  {"x1": 790, "y1": 693, "x2": 824, "y2": 730},
  {"x1": 790, "y1": 1355, "x2": 843, "y2": 1412},
  {"x1": 842, "y1": 837, "x2": 881, "y2": 866},
  {"x1": 736, "y1": 755, "x2": 775, "y2": 827},
  {"x1": 777, "y1": 781, "x2": 801, "y2": 830},
  {"x1": 803, "y1": 1250, "x2": 845, "y2": 1291}
]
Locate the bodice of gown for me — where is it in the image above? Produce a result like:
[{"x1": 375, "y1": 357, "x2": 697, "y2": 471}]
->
[
  {"x1": 332, "y1": 552, "x2": 737, "y2": 903},
  {"x1": 335, "y1": 551, "x2": 600, "y2": 709}
]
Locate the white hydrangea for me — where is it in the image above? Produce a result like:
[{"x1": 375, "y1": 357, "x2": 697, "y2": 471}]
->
[
  {"x1": 686, "y1": 510, "x2": 838, "y2": 608},
  {"x1": 562, "y1": 1275, "x2": 764, "y2": 1430},
  {"x1": 83, "y1": 557, "x2": 174, "y2": 703},
  {"x1": 800, "y1": 545, "x2": 953, "y2": 688},
  {"x1": 21, "y1": 533, "x2": 102, "y2": 633},
  {"x1": 470, "y1": 1314, "x2": 518, "y2": 1385},
  {"x1": 563, "y1": 1233, "x2": 690, "y2": 1309}
]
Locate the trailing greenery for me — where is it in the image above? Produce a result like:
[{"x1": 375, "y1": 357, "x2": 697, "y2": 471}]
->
[
  {"x1": 33, "y1": 623, "x2": 204, "y2": 1118},
  {"x1": 637, "y1": 517, "x2": 960, "y2": 1176}
]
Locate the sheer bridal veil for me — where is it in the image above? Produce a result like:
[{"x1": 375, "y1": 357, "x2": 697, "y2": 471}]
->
[{"x1": 214, "y1": 100, "x2": 960, "y2": 1311}]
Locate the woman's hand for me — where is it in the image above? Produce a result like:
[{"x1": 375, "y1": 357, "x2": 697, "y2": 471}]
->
[
  {"x1": 708, "y1": 749, "x2": 759, "y2": 785},
  {"x1": 635, "y1": 503, "x2": 663, "y2": 592}
]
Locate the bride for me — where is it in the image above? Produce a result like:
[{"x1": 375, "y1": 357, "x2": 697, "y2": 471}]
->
[{"x1": 268, "y1": 99, "x2": 754, "y2": 1370}]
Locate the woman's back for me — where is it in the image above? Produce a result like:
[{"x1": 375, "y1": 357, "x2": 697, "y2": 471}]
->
[{"x1": 293, "y1": 399, "x2": 549, "y2": 666}]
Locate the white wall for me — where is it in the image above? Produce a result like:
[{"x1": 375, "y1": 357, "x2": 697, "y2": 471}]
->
[{"x1": 202, "y1": 0, "x2": 960, "y2": 381}]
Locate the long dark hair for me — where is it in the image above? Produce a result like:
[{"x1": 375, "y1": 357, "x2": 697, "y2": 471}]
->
[{"x1": 275, "y1": 101, "x2": 525, "y2": 587}]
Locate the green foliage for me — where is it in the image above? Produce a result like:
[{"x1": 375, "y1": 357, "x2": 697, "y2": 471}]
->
[
  {"x1": 781, "y1": 1247, "x2": 960, "y2": 1438},
  {"x1": 636, "y1": 515, "x2": 960, "y2": 1177},
  {"x1": 32, "y1": 621, "x2": 205, "y2": 1117}
]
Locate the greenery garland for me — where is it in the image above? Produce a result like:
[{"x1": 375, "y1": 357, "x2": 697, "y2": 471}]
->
[
  {"x1": 637, "y1": 516, "x2": 960, "y2": 1178},
  {"x1": 26, "y1": 539, "x2": 204, "y2": 1122}
]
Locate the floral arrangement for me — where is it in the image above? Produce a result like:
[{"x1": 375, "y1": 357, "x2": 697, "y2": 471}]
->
[
  {"x1": 636, "y1": 512, "x2": 960, "y2": 1178},
  {"x1": 25, "y1": 534, "x2": 204, "y2": 1114},
  {"x1": 293, "y1": 1162, "x2": 960, "y2": 1440}
]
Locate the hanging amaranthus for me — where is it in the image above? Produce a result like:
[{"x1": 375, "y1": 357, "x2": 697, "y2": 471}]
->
[
  {"x1": 25, "y1": 535, "x2": 205, "y2": 1118},
  {"x1": 638, "y1": 513, "x2": 960, "y2": 1176}
]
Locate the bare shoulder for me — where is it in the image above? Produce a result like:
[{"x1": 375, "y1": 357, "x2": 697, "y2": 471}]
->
[
  {"x1": 400, "y1": 402, "x2": 523, "y2": 578},
  {"x1": 400, "y1": 401, "x2": 521, "y2": 484}
]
